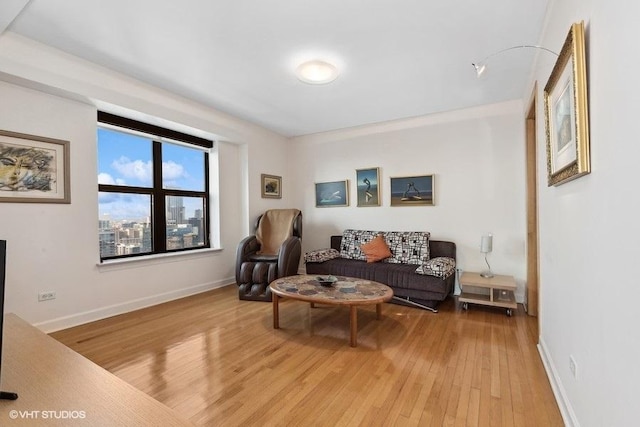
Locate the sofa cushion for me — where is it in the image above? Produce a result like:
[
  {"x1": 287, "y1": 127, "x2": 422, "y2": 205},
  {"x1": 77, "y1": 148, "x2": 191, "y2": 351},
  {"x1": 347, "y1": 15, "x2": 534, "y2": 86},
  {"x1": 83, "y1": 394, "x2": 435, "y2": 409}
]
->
[
  {"x1": 304, "y1": 248, "x2": 340, "y2": 263},
  {"x1": 339, "y1": 229, "x2": 379, "y2": 261},
  {"x1": 383, "y1": 231, "x2": 430, "y2": 265},
  {"x1": 360, "y1": 235, "x2": 392, "y2": 263},
  {"x1": 415, "y1": 257, "x2": 456, "y2": 278},
  {"x1": 340, "y1": 229, "x2": 431, "y2": 265}
]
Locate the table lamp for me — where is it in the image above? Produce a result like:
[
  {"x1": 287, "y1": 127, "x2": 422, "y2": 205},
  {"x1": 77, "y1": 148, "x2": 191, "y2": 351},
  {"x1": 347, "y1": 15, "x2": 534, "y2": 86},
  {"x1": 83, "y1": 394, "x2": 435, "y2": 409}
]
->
[{"x1": 480, "y1": 234, "x2": 494, "y2": 278}]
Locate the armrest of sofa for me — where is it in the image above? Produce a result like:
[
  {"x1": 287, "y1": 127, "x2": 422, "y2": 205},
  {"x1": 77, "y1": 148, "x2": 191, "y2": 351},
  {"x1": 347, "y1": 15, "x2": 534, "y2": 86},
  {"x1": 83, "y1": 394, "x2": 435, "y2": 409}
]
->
[
  {"x1": 429, "y1": 240, "x2": 456, "y2": 261},
  {"x1": 330, "y1": 235, "x2": 342, "y2": 251}
]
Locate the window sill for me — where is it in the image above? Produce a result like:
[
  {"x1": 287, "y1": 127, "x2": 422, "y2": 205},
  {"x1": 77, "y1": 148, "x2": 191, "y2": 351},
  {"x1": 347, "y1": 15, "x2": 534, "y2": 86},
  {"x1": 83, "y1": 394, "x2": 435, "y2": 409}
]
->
[{"x1": 97, "y1": 247, "x2": 223, "y2": 270}]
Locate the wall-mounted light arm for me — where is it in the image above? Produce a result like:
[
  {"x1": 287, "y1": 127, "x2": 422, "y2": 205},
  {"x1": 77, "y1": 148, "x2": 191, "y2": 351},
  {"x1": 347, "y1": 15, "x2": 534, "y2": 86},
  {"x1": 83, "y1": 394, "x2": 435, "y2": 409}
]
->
[{"x1": 471, "y1": 45, "x2": 559, "y2": 78}]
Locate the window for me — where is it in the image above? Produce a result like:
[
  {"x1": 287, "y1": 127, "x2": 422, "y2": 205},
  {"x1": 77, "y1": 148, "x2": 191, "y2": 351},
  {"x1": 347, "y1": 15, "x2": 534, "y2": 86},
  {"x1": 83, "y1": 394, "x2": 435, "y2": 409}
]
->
[{"x1": 97, "y1": 112, "x2": 212, "y2": 261}]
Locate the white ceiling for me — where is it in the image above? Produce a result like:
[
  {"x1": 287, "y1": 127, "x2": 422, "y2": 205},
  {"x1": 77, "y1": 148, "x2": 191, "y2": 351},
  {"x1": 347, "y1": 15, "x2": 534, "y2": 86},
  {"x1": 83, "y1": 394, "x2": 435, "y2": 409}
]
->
[{"x1": 5, "y1": 0, "x2": 551, "y2": 137}]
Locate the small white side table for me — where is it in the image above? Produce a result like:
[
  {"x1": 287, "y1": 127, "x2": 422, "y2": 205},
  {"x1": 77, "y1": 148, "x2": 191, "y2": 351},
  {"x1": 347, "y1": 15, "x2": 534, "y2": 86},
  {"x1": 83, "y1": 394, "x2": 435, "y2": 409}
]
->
[{"x1": 459, "y1": 272, "x2": 517, "y2": 316}]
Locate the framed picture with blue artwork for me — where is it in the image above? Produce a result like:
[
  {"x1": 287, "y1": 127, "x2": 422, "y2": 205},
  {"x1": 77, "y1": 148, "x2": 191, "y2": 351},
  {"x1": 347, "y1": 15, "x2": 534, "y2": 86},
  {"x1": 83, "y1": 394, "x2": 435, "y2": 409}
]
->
[
  {"x1": 356, "y1": 167, "x2": 380, "y2": 207},
  {"x1": 315, "y1": 180, "x2": 349, "y2": 207},
  {"x1": 390, "y1": 174, "x2": 434, "y2": 206}
]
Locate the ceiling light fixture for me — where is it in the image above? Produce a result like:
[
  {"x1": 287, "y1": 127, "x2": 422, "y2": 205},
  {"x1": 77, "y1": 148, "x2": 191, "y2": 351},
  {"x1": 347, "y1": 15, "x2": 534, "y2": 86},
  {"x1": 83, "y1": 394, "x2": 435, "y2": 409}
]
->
[
  {"x1": 472, "y1": 45, "x2": 559, "y2": 78},
  {"x1": 296, "y1": 60, "x2": 339, "y2": 84}
]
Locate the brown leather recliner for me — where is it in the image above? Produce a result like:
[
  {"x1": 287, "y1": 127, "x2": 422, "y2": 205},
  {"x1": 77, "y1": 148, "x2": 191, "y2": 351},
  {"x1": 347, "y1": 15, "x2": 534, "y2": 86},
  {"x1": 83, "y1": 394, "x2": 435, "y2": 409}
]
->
[{"x1": 235, "y1": 210, "x2": 302, "y2": 301}]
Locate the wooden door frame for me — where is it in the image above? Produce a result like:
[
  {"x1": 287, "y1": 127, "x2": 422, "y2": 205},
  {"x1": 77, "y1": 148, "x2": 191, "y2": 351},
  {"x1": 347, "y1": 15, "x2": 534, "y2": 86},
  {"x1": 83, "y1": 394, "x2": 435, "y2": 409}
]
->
[{"x1": 525, "y1": 83, "x2": 539, "y2": 320}]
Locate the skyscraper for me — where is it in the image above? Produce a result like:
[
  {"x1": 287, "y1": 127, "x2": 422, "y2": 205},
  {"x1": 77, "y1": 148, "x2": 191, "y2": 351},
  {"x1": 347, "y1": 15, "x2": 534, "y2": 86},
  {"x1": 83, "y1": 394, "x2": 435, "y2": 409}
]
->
[{"x1": 166, "y1": 196, "x2": 185, "y2": 225}]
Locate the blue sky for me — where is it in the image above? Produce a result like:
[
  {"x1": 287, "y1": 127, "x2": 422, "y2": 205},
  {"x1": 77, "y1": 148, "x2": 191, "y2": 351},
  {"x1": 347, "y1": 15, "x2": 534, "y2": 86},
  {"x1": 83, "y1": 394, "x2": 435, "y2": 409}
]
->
[
  {"x1": 97, "y1": 128, "x2": 204, "y2": 190},
  {"x1": 98, "y1": 128, "x2": 206, "y2": 221}
]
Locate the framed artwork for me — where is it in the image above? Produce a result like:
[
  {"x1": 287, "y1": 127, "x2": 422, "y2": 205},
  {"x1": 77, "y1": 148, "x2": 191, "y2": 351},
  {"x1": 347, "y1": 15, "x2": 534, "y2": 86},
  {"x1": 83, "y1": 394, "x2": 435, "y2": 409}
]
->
[
  {"x1": 356, "y1": 167, "x2": 380, "y2": 207},
  {"x1": 261, "y1": 174, "x2": 282, "y2": 198},
  {"x1": 0, "y1": 130, "x2": 70, "y2": 203},
  {"x1": 544, "y1": 21, "x2": 590, "y2": 186},
  {"x1": 315, "y1": 180, "x2": 349, "y2": 207},
  {"x1": 390, "y1": 174, "x2": 434, "y2": 206}
]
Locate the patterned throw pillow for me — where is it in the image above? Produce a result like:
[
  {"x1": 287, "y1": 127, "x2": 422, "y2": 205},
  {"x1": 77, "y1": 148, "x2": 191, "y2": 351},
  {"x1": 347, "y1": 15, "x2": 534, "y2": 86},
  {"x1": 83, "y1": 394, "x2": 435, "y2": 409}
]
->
[
  {"x1": 360, "y1": 235, "x2": 392, "y2": 263},
  {"x1": 304, "y1": 248, "x2": 340, "y2": 263},
  {"x1": 339, "y1": 229, "x2": 379, "y2": 261},
  {"x1": 415, "y1": 257, "x2": 456, "y2": 278},
  {"x1": 383, "y1": 231, "x2": 430, "y2": 265}
]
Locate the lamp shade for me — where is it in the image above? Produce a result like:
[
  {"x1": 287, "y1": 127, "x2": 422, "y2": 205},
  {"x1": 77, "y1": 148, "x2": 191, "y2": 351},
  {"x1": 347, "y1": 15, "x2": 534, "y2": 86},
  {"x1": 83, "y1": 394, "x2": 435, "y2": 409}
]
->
[
  {"x1": 472, "y1": 62, "x2": 486, "y2": 78},
  {"x1": 480, "y1": 234, "x2": 493, "y2": 253}
]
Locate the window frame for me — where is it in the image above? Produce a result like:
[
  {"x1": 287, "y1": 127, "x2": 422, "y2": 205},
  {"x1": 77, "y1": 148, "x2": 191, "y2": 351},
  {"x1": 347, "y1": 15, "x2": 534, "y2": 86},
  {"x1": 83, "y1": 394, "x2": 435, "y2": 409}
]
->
[{"x1": 98, "y1": 112, "x2": 213, "y2": 262}]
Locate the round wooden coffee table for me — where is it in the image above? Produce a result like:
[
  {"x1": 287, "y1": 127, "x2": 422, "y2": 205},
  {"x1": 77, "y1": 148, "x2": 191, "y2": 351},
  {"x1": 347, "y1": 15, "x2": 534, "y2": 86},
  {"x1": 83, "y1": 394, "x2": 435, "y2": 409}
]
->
[{"x1": 269, "y1": 275, "x2": 393, "y2": 347}]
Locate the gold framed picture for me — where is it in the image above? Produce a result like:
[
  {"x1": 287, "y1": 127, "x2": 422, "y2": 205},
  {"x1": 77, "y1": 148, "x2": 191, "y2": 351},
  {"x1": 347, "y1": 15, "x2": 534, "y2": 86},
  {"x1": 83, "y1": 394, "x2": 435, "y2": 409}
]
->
[
  {"x1": 261, "y1": 174, "x2": 282, "y2": 199},
  {"x1": 544, "y1": 21, "x2": 590, "y2": 186},
  {"x1": 0, "y1": 130, "x2": 70, "y2": 203}
]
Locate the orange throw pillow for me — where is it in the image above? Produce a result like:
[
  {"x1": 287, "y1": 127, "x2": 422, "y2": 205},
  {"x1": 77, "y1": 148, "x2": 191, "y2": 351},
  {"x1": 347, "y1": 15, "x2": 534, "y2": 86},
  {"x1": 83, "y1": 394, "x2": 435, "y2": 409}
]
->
[{"x1": 360, "y1": 235, "x2": 392, "y2": 263}]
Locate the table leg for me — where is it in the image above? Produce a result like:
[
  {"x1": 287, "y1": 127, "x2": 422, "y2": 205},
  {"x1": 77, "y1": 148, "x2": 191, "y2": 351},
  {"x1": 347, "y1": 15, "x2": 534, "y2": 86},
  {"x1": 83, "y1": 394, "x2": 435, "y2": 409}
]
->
[
  {"x1": 350, "y1": 306, "x2": 358, "y2": 347},
  {"x1": 310, "y1": 302, "x2": 315, "y2": 308},
  {"x1": 273, "y1": 294, "x2": 280, "y2": 329}
]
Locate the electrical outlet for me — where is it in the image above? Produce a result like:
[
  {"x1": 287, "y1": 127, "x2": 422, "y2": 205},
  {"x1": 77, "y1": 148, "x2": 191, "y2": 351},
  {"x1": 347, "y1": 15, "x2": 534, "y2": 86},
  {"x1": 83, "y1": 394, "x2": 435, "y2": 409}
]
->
[
  {"x1": 38, "y1": 291, "x2": 56, "y2": 302},
  {"x1": 569, "y1": 355, "x2": 578, "y2": 379}
]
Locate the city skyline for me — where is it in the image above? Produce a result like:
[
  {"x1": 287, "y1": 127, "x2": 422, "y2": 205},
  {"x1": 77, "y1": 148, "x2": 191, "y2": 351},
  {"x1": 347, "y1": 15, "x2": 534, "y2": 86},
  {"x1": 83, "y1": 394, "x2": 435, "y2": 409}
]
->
[{"x1": 98, "y1": 204, "x2": 206, "y2": 258}]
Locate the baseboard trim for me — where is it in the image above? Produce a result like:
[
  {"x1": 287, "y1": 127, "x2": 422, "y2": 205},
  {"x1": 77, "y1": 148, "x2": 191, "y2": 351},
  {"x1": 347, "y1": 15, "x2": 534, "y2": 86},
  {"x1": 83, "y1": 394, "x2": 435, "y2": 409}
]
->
[
  {"x1": 34, "y1": 277, "x2": 235, "y2": 333},
  {"x1": 537, "y1": 337, "x2": 580, "y2": 427}
]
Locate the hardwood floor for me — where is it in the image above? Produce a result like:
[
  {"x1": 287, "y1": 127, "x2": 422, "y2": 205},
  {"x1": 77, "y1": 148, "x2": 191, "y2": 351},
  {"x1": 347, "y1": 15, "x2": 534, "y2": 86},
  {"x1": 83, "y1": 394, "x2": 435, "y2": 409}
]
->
[{"x1": 51, "y1": 285, "x2": 563, "y2": 426}]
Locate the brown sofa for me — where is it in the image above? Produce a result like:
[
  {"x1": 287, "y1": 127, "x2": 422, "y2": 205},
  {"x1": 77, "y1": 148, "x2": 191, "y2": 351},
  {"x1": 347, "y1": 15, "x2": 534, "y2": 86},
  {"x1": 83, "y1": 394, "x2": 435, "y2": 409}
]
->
[{"x1": 305, "y1": 234, "x2": 456, "y2": 312}]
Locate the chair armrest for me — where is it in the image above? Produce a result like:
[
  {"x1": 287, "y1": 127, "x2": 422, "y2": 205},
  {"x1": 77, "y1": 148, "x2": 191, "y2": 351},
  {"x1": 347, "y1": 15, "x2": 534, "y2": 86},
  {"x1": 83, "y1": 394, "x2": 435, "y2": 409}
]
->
[
  {"x1": 236, "y1": 235, "x2": 260, "y2": 284},
  {"x1": 278, "y1": 236, "x2": 301, "y2": 277}
]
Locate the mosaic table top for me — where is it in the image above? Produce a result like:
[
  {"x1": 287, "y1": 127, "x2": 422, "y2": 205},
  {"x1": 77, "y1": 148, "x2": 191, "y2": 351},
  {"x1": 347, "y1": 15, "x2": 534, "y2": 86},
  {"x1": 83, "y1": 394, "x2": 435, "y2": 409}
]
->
[{"x1": 269, "y1": 274, "x2": 393, "y2": 305}]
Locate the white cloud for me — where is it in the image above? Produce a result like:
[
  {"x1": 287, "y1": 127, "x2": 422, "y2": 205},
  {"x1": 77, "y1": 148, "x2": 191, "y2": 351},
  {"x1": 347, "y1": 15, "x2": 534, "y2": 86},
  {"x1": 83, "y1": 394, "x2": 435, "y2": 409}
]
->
[
  {"x1": 98, "y1": 173, "x2": 115, "y2": 185},
  {"x1": 163, "y1": 161, "x2": 186, "y2": 180},
  {"x1": 111, "y1": 156, "x2": 152, "y2": 185},
  {"x1": 98, "y1": 193, "x2": 150, "y2": 220},
  {"x1": 107, "y1": 158, "x2": 187, "y2": 187},
  {"x1": 98, "y1": 173, "x2": 126, "y2": 185}
]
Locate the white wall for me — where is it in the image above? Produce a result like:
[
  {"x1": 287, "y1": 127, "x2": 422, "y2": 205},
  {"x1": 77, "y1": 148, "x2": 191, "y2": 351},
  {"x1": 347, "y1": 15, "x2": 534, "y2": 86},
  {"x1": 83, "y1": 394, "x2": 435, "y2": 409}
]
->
[
  {"x1": 291, "y1": 100, "x2": 528, "y2": 300},
  {"x1": 0, "y1": 33, "x2": 291, "y2": 332},
  {"x1": 530, "y1": 0, "x2": 640, "y2": 425}
]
